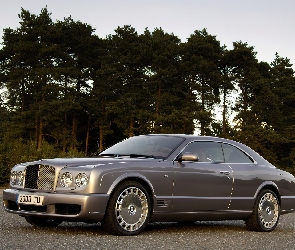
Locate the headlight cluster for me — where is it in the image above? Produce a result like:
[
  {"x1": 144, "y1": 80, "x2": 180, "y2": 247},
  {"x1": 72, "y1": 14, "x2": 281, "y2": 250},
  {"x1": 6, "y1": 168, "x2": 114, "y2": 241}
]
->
[
  {"x1": 10, "y1": 170, "x2": 24, "y2": 186},
  {"x1": 75, "y1": 173, "x2": 89, "y2": 187},
  {"x1": 60, "y1": 172, "x2": 89, "y2": 188}
]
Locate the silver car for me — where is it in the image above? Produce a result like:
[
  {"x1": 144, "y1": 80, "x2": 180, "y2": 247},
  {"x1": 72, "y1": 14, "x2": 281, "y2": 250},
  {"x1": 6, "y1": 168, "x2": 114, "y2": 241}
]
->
[{"x1": 3, "y1": 134, "x2": 295, "y2": 235}]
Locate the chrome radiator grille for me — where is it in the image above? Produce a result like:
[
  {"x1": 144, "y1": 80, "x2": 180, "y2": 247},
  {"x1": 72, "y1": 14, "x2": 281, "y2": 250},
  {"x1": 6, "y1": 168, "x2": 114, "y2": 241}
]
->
[{"x1": 24, "y1": 165, "x2": 56, "y2": 190}]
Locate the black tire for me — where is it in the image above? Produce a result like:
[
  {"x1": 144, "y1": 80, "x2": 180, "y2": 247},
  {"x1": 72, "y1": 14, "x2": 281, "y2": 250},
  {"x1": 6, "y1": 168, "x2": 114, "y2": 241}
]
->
[
  {"x1": 25, "y1": 216, "x2": 62, "y2": 227},
  {"x1": 102, "y1": 181, "x2": 151, "y2": 236},
  {"x1": 245, "y1": 189, "x2": 280, "y2": 232}
]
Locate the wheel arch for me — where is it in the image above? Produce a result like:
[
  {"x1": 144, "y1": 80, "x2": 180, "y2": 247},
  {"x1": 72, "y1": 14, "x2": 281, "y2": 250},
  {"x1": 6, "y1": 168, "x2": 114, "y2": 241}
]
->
[
  {"x1": 254, "y1": 181, "x2": 281, "y2": 204},
  {"x1": 105, "y1": 173, "x2": 156, "y2": 215}
]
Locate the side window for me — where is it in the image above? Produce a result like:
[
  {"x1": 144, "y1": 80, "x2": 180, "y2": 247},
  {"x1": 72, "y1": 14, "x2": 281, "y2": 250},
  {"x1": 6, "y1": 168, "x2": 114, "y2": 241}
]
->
[
  {"x1": 183, "y1": 141, "x2": 224, "y2": 162},
  {"x1": 223, "y1": 143, "x2": 253, "y2": 163}
]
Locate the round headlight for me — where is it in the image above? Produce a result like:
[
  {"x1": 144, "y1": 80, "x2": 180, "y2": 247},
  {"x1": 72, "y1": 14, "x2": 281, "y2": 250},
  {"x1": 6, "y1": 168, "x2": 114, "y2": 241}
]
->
[
  {"x1": 16, "y1": 171, "x2": 24, "y2": 186},
  {"x1": 10, "y1": 171, "x2": 17, "y2": 185},
  {"x1": 60, "y1": 172, "x2": 73, "y2": 187},
  {"x1": 75, "y1": 173, "x2": 89, "y2": 187}
]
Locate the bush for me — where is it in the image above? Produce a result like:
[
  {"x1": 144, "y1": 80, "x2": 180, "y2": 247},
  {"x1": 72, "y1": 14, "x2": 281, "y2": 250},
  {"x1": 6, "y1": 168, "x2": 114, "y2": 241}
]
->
[{"x1": 0, "y1": 139, "x2": 84, "y2": 186}]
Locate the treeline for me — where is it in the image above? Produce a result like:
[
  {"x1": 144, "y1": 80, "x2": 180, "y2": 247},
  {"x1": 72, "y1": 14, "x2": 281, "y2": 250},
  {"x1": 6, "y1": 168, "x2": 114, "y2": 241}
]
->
[{"x1": 0, "y1": 7, "x2": 295, "y2": 185}]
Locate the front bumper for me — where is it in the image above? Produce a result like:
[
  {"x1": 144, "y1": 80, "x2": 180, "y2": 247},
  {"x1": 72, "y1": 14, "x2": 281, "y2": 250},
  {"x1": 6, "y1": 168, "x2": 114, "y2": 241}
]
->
[{"x1": 2, "y1": 189, "x2": 109, "y2": 222}]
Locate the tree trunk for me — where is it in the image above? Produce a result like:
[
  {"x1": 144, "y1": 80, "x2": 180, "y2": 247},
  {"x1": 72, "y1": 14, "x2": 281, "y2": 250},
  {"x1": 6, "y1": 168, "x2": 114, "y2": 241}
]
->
[
  {"x1": 72, "y1": 116, "x2": 77, "y2": 150},
  {"x1": 35, "y1": 115, "x2": 39, "y2": 149},
  {"x1": 200, "y1": 82, "x2": 205, "y2": 136},
  {"x1": 156, "y1": 84, "x2": 161, "y2": 116},
  {"x1": 21, "y1": 80, "x2": 26, "y2": 112},
  {"x1": 99, "y1": 125, "x2": 104, "y2": 152},
  {"x1": 129, "y1": 117, "x2": 134, "y2": 137},
  {"x1": 222, "y1": 88, "x2": 227, "y2": 135},
  {"x1": 37, "y1": 118, "x2": 43, "y2": 150},
  {"x1": 85, "y1": 115, "x2": 91, "y2": 156}
]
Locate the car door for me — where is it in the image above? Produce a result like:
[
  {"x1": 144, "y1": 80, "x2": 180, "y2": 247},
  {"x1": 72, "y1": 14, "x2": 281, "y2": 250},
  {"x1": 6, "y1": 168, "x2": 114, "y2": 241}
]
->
[
  {"x1": 222, "y1": 143, "x2": 259, "y2": 211},
  {"x1": 173, "y1": 141, "x2": 234, "y2": 212}
]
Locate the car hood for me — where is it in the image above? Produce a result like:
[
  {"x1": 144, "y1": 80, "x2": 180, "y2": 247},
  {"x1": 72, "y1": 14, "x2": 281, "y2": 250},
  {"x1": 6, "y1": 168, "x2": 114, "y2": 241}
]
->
[{"x1": 26, "y1": 156, "x2": 163, "y2": 168}]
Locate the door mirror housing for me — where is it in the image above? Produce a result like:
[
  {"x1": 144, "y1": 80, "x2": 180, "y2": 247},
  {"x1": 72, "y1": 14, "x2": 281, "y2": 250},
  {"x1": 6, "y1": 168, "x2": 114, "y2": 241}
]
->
[{"x1": 177, "y1": 153, "x2": 199, "y2": 162}]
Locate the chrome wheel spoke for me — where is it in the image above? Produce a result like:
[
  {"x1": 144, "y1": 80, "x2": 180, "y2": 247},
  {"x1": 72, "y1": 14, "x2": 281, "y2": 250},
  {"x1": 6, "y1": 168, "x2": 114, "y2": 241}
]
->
[
  {"x1": 258, "y1": 192, "x2": 279, "y2": 229},
  {"x1": 115, "y1": 186, "x2": 149, "y2": 232}
]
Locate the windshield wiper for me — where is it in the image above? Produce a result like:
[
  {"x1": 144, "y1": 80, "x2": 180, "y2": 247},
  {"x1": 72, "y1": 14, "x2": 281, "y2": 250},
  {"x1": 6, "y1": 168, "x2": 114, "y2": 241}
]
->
[
  {"x1": 99, "y1": 154, "x2": 120, "y2": 157},
  {"x1": 129, "y1": 154, "x2": 156, "y2": 158},
  {"x1": 99, "y1": 153, "x2": 160, "y2": 159}
]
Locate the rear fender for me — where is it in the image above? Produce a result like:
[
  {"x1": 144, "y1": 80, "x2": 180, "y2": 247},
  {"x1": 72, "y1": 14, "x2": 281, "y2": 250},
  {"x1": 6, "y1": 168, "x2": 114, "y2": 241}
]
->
[{"x1": 254, "y1": 181, "x2": 279, "y2": 199}]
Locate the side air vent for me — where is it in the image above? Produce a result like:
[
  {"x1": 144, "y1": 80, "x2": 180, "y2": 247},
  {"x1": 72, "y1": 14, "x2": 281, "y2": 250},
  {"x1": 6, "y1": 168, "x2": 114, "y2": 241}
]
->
[{"x1": 157, "y1": 199, "x2": 170, "y2": 208}]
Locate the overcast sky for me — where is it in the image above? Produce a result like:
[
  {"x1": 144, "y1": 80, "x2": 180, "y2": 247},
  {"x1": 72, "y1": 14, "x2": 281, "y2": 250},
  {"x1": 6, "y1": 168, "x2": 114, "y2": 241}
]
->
[{"x1": 0, "y1": 0, "x2": 294, "y2": 67}]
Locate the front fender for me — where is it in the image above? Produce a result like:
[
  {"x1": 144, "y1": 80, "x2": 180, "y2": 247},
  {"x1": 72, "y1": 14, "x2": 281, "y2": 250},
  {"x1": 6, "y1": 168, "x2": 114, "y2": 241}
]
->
[{"x1": 99, "y1": 171, "x2": 155, "y2": 196}]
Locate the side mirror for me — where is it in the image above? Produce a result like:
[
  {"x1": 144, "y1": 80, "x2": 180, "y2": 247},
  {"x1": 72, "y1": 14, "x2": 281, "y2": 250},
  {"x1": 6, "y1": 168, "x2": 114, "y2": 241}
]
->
[{"x1": 177, "y1": 153, "x2": 199, "y2": 162}]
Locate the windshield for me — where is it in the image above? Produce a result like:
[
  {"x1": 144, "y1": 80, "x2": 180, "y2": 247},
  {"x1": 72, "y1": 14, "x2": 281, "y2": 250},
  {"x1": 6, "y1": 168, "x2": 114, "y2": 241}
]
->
[{"x1": 100, "y1": 135, "x2": 184, "y2": 159}]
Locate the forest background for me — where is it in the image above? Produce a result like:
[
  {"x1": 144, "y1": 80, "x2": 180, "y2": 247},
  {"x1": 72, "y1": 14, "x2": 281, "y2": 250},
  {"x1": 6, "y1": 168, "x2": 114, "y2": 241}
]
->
[{"x1": 0, "y1": 8, "x2": 295, "y2": 185}]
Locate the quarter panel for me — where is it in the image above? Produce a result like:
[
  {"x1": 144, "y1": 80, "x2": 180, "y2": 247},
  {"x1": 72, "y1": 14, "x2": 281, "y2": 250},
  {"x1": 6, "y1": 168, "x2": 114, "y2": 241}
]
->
[{"x1": 229, "y1": 163, "x2": 295, "y2": 211}]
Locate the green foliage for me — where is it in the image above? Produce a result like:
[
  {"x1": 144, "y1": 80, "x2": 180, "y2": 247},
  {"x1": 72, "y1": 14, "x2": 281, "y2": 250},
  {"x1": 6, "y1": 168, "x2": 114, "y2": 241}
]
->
[
  {"x1": 180, "y1": 29, "x2": 223, "y2": 135},
  {"x1": 0, "y1": 139, "x2": 84, "y2": 186}
]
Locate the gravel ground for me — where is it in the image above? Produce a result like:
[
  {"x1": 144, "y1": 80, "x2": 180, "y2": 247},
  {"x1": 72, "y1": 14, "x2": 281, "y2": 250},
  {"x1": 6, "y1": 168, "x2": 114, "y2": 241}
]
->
[{"x1": 1, "y1": 189, "x2": 295, "y2": 250}]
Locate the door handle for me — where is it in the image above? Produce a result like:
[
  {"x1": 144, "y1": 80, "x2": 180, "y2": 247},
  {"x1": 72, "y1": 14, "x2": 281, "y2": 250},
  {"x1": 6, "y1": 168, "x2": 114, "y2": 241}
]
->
[{"x1": 220, "y1": 171, "x2": 230, "y2": 175}]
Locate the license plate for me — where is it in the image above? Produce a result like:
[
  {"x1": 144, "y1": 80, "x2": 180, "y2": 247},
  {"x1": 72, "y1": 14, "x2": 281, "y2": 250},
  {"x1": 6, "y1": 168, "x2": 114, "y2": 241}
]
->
[{"x1": 17, "y1": 194, "x2": 44, "y2": 206}]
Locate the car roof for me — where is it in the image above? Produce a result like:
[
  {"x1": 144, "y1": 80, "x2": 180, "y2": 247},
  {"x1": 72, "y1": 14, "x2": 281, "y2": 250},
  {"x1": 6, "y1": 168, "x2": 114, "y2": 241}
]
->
[
  {"x1": 146, "y1": 134, "x2": 229, "y2": 141},
  {"x1": 145, "y1": 134, "x2": 272, "y2": 166}
]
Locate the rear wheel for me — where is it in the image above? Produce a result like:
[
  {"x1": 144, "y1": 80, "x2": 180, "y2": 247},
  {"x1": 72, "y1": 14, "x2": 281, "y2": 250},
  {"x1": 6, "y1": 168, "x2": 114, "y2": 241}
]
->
[
  {"x1": 245, "y1": 189, "x2": 280, "y2": 232},
  {"x1": 102, "y1": 181, "x2": 151, "y2": 235},
  {"x1": 25, "y1": 216, "x2": 62, "y2": 227}
]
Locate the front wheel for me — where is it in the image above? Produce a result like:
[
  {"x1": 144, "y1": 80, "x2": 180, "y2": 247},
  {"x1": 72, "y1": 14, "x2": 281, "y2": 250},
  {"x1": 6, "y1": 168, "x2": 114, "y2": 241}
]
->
[
  {"x1": 245, "y1": 189, "x2": 280, "y2": 232},
  {"x1": 25, "y1": 216, "x2": 62, "y2": 227},
  {"x1": 102, "y1": 181, "x2": 151, "y2": 235}
]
